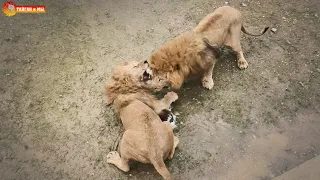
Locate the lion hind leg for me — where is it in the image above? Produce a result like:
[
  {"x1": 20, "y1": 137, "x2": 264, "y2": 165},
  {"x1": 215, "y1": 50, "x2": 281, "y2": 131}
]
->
[{"x1": 225, "y1": 24, "x2": 248, "y2": 70}]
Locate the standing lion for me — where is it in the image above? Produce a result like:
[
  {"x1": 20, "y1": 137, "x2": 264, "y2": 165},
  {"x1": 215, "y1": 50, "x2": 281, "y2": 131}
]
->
[{"x1": 142, "y1": 6, "x2": 268, "y2": 90}]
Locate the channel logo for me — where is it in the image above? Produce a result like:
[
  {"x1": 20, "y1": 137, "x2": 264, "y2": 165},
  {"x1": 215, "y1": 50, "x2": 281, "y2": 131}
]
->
[{"x1": 3, "y1": 1, "x2": 46, "y2": 17}]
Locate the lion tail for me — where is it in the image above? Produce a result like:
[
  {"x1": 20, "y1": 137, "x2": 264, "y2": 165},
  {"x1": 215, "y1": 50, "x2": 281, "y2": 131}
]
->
[
  {"x1": 241, "y1": 26, "x2": 269, "y2": 36},
  {"x1": 152, "y1": 158, "x2": 173, "y2": 180}
]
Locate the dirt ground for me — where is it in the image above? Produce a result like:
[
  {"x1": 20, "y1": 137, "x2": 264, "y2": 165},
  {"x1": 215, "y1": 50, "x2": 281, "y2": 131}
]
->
[{"x1": 1, "y1": 0, "x2": 319, "y2": 180}]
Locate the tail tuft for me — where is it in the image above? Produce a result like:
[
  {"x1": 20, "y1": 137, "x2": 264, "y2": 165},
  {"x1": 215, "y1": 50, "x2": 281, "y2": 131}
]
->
[{"x1": 261, "y1": 27, "x2": 270, "y2": 34}]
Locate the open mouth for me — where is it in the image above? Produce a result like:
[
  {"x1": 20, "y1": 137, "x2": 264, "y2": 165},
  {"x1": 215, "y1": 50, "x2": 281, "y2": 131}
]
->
[{"x1": 142, "y1": 71, "x2": 152, "y2": 81}]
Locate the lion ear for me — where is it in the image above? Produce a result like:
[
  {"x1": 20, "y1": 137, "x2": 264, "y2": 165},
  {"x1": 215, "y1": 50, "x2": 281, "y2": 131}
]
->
[
  {"x1": 104, "y1": 91, "x2": 114, "y2": 106},
  {"x1": 143, "y1": 60, "x2": 150, "y2": 69},
  {"x1": 135, "y1": 60, "x2": 149, "y2": 69},
  {"x1": 105, "y1": 81, "x2": 116, "y2": 105},
  {"x1": 105, "y1": 96, "x2": 113, "y2": 106}
]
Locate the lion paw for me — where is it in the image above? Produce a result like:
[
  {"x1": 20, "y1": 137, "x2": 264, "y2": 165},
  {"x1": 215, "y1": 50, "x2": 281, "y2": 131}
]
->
[
  {"x1": 202, "y1": 77, "x2": 214, "y2": 90},
  {"x1": 107, "y1": 151, "x2": 121, "y2": 164},
  {"x1": 238, "y1": 59, "x2": 248, "y2": 70},
  {"x1": 166, "y1": 91, "x2": 178, "y2": 102}
]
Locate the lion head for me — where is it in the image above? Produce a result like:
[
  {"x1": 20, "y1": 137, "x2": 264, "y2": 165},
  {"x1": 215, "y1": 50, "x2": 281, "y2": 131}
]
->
[{"x1": 105, "y1": 60, "x2": 170, "y2": 105}]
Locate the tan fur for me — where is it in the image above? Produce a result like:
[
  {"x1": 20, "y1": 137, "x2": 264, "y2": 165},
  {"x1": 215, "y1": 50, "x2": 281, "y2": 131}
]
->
[
  {"x1": 149, "y1": 31, "x2": 215, "y2": 89},
  {"x1": 146, "y1": 6, "x2": 268, "y2": 90},
  {"x1": 105, "y1": 61, "x2": 179, "y2": 180}
]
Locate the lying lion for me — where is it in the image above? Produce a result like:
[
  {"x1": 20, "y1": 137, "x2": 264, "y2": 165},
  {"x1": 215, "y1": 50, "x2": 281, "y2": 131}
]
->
[
  {"x1": 105, "y1": 61, "x2": 179, "y2": 180},
  {"x1": 142, "y1": 6, "x2": 269, "y2": 90}
]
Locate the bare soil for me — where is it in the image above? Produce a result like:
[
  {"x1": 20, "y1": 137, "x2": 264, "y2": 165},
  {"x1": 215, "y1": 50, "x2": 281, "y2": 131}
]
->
[{"x1": 0, "y1": 0, "x2": 319, "y2": 180}]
